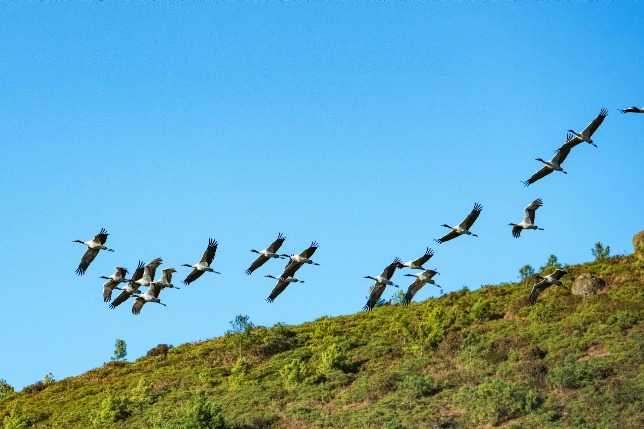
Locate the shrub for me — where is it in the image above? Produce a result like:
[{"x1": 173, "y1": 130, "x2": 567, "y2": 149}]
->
[
  {"x1": 280, "y1": 358, "x2": 312, "y2": 387},
  {"x1": 259, "y1": 323, "x2": 297, "y2": 357},
  {"x1": 22, "y1": 381, "x2": 47, "y2": 394},
  {"x1": 398, "y1": 374, "x2": 440, "y2": 397},
  {"x1": 546, "y1": 356, "x2": 599, "y2": 389},
  {"x1": 606, "y1": 310, "x2": 639, "y2": 331},
  {"x1": 540, "y1": 254, "x2": 562, "y2": 271},
  {"x1": 93, "y1": 392, "x2": 130, "y2": 424},
  {"x1": 471, "y1": 298, "x2": 493, "y2": 322},
  {"x1": 458, "y1": 378, "x2": 526, "y2": 425},
  {"x1": 146, "y1": 344, "x2": 172, "y2": 358},
  {"x1": 182, "y1": 391, "x2": 225, "y2": 429},
  {"x1": 0, "y1": 378, "x2": 15, "y2": 399},
  {"x1": 318, "y1": 342, "x2": 348, "y2": 374},
  {"x1": 518, "y1": 264, "x2": 535, "y2": 282}
]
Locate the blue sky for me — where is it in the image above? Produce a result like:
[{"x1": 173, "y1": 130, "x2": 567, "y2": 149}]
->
[{"x1": 1, "y1": 3, "x2": 642, "y2": 390}]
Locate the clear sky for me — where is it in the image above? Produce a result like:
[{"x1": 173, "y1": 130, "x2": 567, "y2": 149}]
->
[{"x1": 1, "y1": 3, "x2": 642, "y2": 391}]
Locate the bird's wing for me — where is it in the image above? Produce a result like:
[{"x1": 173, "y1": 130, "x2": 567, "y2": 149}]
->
[
  {"x1": 560, "y1": 132, "x2": 583, "y2": 151},
  {"x1": 183, "y1": 269, "x2": 204, "y2": 285},
  {"x1": 582, "y1": 108, "x2": 608, "y2": 137},
  {"x1": 266, "y1": 233, "x2": 286, "y2": 253},
  {"x1": 132, "y1": 297, "x2": 145, "y2": 315},
  {"x1": 266, "y1": 280, "x2": 289, "y2": 303},
  {"x1": 301, "y1": 241, "x2": 319, "y2": 258},
  {"x1": 94, "y1": 228, "x2": 109, "y2": 245},
  {"x1": 130, "y1": 261, "x2": 146, "y2": 282},
  {"x1": 412, "y1": 248, "x2": 434, "y2": 266},
  {"x1": 201, "y1": 238, "x2": 218, "y2": 265},
  {"x1": 363, "y1": 283, "x2": 387, "y2": 312},
  {"x1": 116, "y1": 267, "x2": 128, "y2": 278},
  {"x1": 246, "y1": 255, "x2": 269, "y2": 275},
  {"x1": 459, "y1": 202, "x2": 483, "y2": 229},
  {"x1": 149, "y1": 283, "x2": 162, "y2": 298},
  {"x1": 512, "y1": 225, "x2": 523, "y2": 239},
  {"x1": 552, "y1": 269, "x2": 569, "y2": 280},
  {"x1": 523, "y1": 198, "x2": 543, "y2": 224},
  {"x1": 281, "y1": 261, "x2": 303, "y2": 279},
  {"x1": 528, "y1": 279, "x2": 550, "y2": 305},
  {"x1": 426, "y1": 270, "x2": 439, "y2": 279},
  {"x1": 380, "y1": 258, "x2": 401, "y2": 280},
  {"x1": 109, "y1": 290, "x2": 132, "y2": 309},
  {"x1": 103, "y1": 281, "x2": 117, "y2": 302},
  {"x1": 523, "y1": 165, "x2": 553, "y2": 187},
  {"x1": 145, "y1": 258, "x2": 163, "y2": 282},
  {"x1": 165, "y1": 270, "x2": 173, "y2": 283},
  {"x1": 403, "y1": 278, "x2": 424, "y2": 305},
  {"x1": 76, "y1": 248, "x2": 99, "y2": 275},
  {"x1": 435, "y1": 229, "x2": 460, "y2": 244}
]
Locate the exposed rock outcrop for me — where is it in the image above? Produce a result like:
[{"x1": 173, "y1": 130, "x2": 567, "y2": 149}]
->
[
  {"x1": 634, "y1": 231, "x2": 644, "y2": 260},
  {"x1": 571, "y1": 273, "x2": 606, "y2": 297}
]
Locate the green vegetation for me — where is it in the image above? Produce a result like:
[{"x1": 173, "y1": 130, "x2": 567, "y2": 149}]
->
[
  {"x1": 2, "y1": 250, "x2": 643, "y2": 428},
  {"x1": 592, "y1": 242, "x2": 611, "y2": 261},
  {"x1": 112, "y1": 339, "x2": 127, "y2": 362}
]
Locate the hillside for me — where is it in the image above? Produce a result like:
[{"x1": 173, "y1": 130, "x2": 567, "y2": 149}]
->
[{"x1": 2, "y1": 235, "x2": 643, "y2": 429}]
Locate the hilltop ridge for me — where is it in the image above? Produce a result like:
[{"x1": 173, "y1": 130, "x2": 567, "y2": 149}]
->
[{"x1": 1, "y1": 234, "x2": 643, "y2": 429}]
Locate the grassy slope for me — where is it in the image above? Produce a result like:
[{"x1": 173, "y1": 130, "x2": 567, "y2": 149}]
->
[{"x1": 1, "y1": 253, "x2": 643, "y2": 429}]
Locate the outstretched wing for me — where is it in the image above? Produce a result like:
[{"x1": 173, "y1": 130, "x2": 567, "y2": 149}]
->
[
  {"x1": 582, "y1": 108, "x2": 608, "y2": 138},
  {"x1": 266, "y1": 279, "x2": 289, "y2": 303},
  {"x1": 266, "y1": 233, "x2": 286, "y2": 253},
  {"x1": 551, "y1": 269, "x2": 569, "y2": 280},
  {"x1": 109, "y1": 290, "x2": 132, "y2": 309},
  {"x1": 281, "y1": 260, "x2": 303, "y2": 279},
  {"x1": 380, "y1": 257, "x2": 402, "y2": 280},
  {"x1": 524, "y1": 198, "x2": 543, "y2": 225},
  {"x1": 512, "y1": 225, "x2": 523, "y2": 239},
  {"x1": 76, "y1": 248, "x2": 99, "y2": 275},
  {"x1": 523, "y1": 165, "x2": 553, "y2": 187},
  {"x1": 132, "y1": 297, "x2": 146, "y2": 315},
  {"x1": 183, "y1": 269, "x2": 204, "y2": 285},
  {"x1": 363, "y1": 283, "x2": 386, "y2": 312},
  {"x1": 129, "y1": 261, "x2": 146, "y2": 283},
  {"x1": 459, "y1": 202, "x2": 483, "y2": 229},
  {"x1": 528, "y1": 279, "x2": 551, "y2": 305},
  {"x1": 435, "y1": 228, "x2": 461, "y2": 244},
  {"x1": 559, "y1": 132, "x2": 583, "y2": 151},
  {"x1": 201, "y1": 238, "x2": 218, "y2": 265},
  {"x1": 245, "y1": 255, "x2": 269, "y2": 275},
  {"x1": 411, "y1": 248, "x2": 433, "y2": 267},
  {"x1": 300, "y1": 241, "x2": 319, "y2": 258},
  {"x1": 103, "y1": 280, "x2": 118, "y2": 302},
  {"x1": 94, "y1": 228, "x2": 109, "y2": 245},
  {"x1": 403, "y1": 278, "x2": 424, "y2": 305},
  {"x1": 552, "y1": 145, "x2": 571, "y2": 165}
]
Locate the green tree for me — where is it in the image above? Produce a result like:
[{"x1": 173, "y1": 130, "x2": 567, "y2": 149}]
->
[
  {"x1": 388, "y1": 289, "x2": 406, "y2": 305},
  {"x1": 591, "y1": 242, "x2": 611, "y2": 261},
  {"x1": 43, "y1": 373, "x2": 55, "y2": 384},
  {"x1": 183, "y1": 391, "x2": 225, "y2": 429},
  {"x1": 518, "y1": 264, "x2": 535, "y2": 282},
  {"x1": 0, "y1": 378, "x2": 15, "y2": 399},
  {"x1": 540, "y1": 254, "x2": 562, "y2": 271},
  {"x1": 112, "y1": 339, "x2": 127, "y2": 362},
  {"x1": 226, "y1": 314, "x2": 255, "y2": 359}
]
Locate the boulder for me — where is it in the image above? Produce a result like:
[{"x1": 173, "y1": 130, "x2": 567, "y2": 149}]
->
[
  {"x1": 634, "y1": 231, "x2": 644, "y2": 260},
  {"x1": 571, "y1": 273, "x2": 606, "y2": 297}
]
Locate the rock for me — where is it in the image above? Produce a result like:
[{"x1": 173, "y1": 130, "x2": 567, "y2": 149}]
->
[
  {"x1": 571, "y1": 273, "x2": 606, "y2": 297},
  {"x1": 634, "y1": 231, "x2": 644, "y2": 260}
]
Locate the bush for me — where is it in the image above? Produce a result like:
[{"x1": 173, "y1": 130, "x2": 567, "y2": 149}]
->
[
  {"x1": 0, "y1": 378, "x2": 15, "y2": 399},
  {"x1": 518, "y1": 264, "x2": 535, "y2": 282},
  {"x1": 458, "y1": 378, "x2": 526, "y2": 425},
  {"x1": 93, "y1": 393, "x2": 130, "y2": 424},
  {"x1": 146, "y1": 344, "x2": 172, "y2": 358},
  {"x1": 318, "y1": 342, "x2": 348, "y2": 374},
  {"x1": 606, "y1": 310, "x2": 639, "y2": 331},
  {"x1": 182, "y1": 391, "x2": 225, "y2": 429},
  {"x1": 471, "y1": 298, "x2": 493, "y2": 322},
  {"x1": 259, "y1": 323, "x2": 297, "y2": 357},
  {"x1": 546, "y1": 356, "x2": 599, "y2": 389},
  {"x1": 280, "y1": 358, "x2": 312, "y2": 387},
  {"x1": 398, "y1": 374, "x2": 440, "y2": 397}
]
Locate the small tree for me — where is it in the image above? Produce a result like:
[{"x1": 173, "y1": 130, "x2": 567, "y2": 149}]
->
[
  {"x1": 227, "y1": 315, "x2": 255, "y2": 359},
  {"x1": 112, "y1": 339, "x2": 127, "y2": 362},
  {"x1": 518, "y1": 265, "x2": 535, "y2": 283},
  {"x1": 591, "y1": 242, "x2": 610, "y2": 261},
  {"x1": 388, "y1": 289, "x2": 407, "y2": 305},
  {"x1": 184, "y1": 390, "x2": 225, "y2": 429},
  {"x1": 540, "y1": 254, "x2": 562, "y2": 271}
]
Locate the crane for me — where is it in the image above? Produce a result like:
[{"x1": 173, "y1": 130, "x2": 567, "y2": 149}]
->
[
  {"x1": 528, "y1": 269, "x2": 571, "y2": 305},
  {"x1": 101, "y1": 267, "x2": 129, "y2": 303},
  {"x1": 280, "y1": 241, "x2": 320, "y2": 279},
  {"x1": 435, "y1": 203, "x2": 483, "y2": 243},
  {"x1": 508, "y1": 198, "x2": 544, "y2": 238},
  {"x1": 522, "y1": 146, "x2": 571, "y2": 187},
  {"x1": 400, "y1": 247, "x2": 434, "y2": 270},
  {"x1": 73, "y1": 228, "x2": 114, "y2": 275},
  {"x1": 245, "y1": 233, "x2": 287, "y2": 275},
  {"x1": 565, "y1": 108, "x2": 608, "y2": 148},
  {"x1": 264, "y1": 275, "x2": 304, "y2": 303},
  {"x1": 182, "y1": 238, "x2": 220, "y2": 285},
  {"x1": 402, "y1": 270, "x2": 441, "y2": 305}
]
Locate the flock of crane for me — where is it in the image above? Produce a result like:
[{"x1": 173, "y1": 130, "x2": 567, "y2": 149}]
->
[{"x1": 73, "y1": 106, "x2": 642, "y2": 314}]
